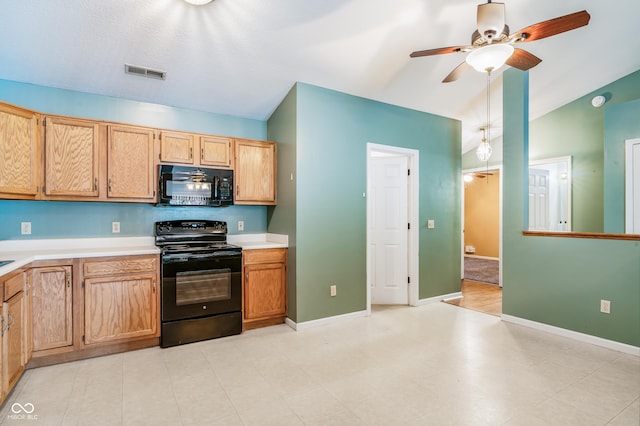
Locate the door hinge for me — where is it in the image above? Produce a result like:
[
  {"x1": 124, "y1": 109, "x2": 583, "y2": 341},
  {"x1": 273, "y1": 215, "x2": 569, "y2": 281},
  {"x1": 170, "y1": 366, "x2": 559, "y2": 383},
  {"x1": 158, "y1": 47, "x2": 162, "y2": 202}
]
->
[
  {"x1": 82, "y1": 335, "x2": 85, "y2": 343},
  {"x1": 408, "y1": 168, "x2": 410, "y2": 176},
  {"x1": 408, "y1": 276, "x2": 411, "y2": 284},
  {"x1": 408, "y1": 223, "x2": 410, "y2": 230}
]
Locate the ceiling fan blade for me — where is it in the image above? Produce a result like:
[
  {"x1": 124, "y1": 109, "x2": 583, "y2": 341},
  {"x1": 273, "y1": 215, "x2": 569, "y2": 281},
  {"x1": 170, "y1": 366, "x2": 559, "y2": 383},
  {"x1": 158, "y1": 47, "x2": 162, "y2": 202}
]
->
[
  {"x1": 511, "y1": 10, "x2": 590, "y2": 43},
  {"x1": 505, "y1": 48, "x2": 542, "y2": 70},
  {"x1": 410, "y1": 46, "x2": 468, "y2": 58},
  {"x1": 442, "y1": 61, "x2": 471, "y2": 83}
]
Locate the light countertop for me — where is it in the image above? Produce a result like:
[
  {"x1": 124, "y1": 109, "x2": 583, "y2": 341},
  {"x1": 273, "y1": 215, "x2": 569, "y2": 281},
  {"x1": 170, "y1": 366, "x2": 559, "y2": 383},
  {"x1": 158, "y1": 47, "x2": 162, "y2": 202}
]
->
[
  {"x1": 228, "y1": 233, "x2": 289, "y2": 250},
  {"x1": 0, "y1": 234, "x2": 288, "y2": 276},
  {"x1": 0, "y1": 237, "x2": 159, "y2": 276}
]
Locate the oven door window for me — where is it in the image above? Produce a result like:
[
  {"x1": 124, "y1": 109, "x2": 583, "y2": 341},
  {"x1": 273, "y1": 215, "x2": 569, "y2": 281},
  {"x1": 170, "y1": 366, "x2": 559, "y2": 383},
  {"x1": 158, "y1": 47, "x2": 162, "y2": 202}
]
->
[{"x1": 175, "y1": 268, "x2": 231, "y2": 305}]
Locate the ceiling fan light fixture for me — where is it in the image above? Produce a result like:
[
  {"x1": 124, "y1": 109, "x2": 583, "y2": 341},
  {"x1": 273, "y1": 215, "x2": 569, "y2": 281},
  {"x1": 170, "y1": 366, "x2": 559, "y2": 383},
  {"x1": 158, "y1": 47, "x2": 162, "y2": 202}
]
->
[
  {"x1": 466, "y1": 43, "x2": 514, "y2": 73},
  {"x1": 477, "y1": 1, "x2": 505, "y2": 43}
]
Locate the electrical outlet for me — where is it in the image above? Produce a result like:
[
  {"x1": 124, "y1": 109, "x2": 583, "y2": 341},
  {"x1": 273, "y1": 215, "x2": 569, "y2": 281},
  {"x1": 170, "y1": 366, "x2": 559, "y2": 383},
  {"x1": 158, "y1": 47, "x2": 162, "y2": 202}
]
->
[
  {"x1": 21, "y1": 222, "x2": 32, "y2": 235},
  {"x1": 330, "y1": 285, "x2": 337, "y2": 297},
  {"x1": 112, "y1": 222, "x2": 121, "y2": 233},
  {"x1": 600, "y1": 299, "x2": 611, "y2": 314},
  {"x1": 238, "y1": 220, "x2": 244, "y2": 231}
]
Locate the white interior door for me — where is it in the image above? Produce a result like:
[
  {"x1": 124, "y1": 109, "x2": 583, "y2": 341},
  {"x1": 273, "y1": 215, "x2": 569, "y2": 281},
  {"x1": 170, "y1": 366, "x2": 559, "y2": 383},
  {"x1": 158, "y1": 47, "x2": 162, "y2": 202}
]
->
[
  {"x1": 529, "y1": 168, "x2": 550, "y2": 230},
  {"x1": 626, "y1": 138, "x2": 640, "y2": 233},
  {"x1": 370, "y1": 156, "x2": 408, "y2": 304}
]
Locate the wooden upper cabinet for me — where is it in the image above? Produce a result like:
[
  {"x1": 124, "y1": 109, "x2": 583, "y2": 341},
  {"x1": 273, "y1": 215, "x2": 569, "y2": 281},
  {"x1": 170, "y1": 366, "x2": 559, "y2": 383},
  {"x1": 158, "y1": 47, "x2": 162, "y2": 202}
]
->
[
  {"x1": 159, "y1": 131, "x2": 194, "y2": 165},
  {"x1": 44, "y1": 116, "x2": 99, "y2": 197},
  {"x1": 159, "y1": 131, "x2": 233, "y2": 169},
  {"x1": 107, "y1": 125, "x2": 156, "y2": 200},
  {"x1": 234, "y1": 138, "x2": 276, "y2": 205},
  {"x1": 200, "y1": 136, "x2": 233, "y2": 168},
  {"x1": 0, "y1": 103, "x2": 40, "y2": 198}
]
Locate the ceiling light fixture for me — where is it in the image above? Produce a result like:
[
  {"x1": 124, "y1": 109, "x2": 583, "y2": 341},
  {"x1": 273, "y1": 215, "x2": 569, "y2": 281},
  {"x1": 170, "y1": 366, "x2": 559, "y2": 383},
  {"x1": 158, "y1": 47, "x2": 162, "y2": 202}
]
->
[
  {"x1": 183, "y1": 0, "x2": 213, "y2": 5},
  {"x1": 465, "y1": 44, "x2": 514, "y2": 73}
]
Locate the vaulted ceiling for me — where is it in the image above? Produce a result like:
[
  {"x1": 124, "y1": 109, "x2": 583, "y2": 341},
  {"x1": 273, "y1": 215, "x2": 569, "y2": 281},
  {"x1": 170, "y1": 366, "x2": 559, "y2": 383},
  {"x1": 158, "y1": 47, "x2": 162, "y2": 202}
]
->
[{"x1": 1, "y1": 0, "x2": 639, "y2": 152}]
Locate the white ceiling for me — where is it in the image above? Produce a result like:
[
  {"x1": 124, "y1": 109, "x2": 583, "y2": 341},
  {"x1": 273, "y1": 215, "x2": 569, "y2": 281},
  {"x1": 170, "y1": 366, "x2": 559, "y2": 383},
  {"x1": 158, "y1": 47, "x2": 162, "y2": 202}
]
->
[{"x1": 1, "y1": 0, "x2": 639, "y2": 152}]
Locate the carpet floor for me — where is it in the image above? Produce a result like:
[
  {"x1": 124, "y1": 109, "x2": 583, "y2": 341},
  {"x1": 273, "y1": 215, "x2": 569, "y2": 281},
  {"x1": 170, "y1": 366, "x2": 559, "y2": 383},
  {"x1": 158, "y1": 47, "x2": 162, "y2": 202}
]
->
[{"x1": 464, "y1": 256, "x2": 499, "y2": 284}]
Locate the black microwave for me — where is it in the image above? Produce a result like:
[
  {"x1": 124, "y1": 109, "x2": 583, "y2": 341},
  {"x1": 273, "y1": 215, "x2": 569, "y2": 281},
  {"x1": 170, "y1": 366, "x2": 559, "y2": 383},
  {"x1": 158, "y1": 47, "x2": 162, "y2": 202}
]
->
[{"x1": 158, "y1": 165, "x2": 233, "y2": 207}]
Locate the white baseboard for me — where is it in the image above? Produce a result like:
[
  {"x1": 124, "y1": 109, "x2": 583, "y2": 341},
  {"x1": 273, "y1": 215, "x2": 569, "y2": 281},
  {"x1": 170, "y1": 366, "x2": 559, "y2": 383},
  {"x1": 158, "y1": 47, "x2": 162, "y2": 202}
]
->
[
  {"x1": 285, "y1": 310, "x2": 369, "y2": 331},
  {"x1": 501, "y1": 314, "x2": 640, "y2": 357},
  {"x1": 418, "y1": 292, "x2": 462, "y2": 305}
]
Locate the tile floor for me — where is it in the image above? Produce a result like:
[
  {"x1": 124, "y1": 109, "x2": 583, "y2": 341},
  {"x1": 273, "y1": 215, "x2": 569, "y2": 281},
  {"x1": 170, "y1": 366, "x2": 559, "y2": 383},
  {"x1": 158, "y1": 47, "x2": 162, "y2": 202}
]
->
[{"x1": 1, "y1": 303, "x2": 638, "y2": 425}]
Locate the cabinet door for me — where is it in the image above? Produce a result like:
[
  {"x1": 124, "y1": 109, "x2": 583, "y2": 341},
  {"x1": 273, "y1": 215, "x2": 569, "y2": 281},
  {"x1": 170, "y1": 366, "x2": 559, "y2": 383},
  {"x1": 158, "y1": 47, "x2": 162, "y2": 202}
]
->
[
  {"x1": 3, "y1": 291, "x2": 25, "y2": 393},
  {"x1": 31, "y1": 266, "x2": 73, "y2": 351},
  {"x1": 107, "y1": 125, "x2": 155, "y2": 200},
  {"x1": 0, "y1": 103, "x2": 39, "y2": 197},
  {"x1": 160, "y1": 131, "x2": 195, "y2": 164},
  {"x1": 84, "y1": 273, "x2": 157, "y2": 345},
  {"x1": 44, "y1": 116, "x2": 99, "y2": 197},
  {"x1": 235, "y1": 139, "x2": 276, "y2": 204},
  {"x1": 244, "y1": 263, "x2": 286, "y2": 320},
  {"x1": 23, "y1": 274, "x2": 32, "y2": 365},
  {"x1": 200, "y1": 136, "x2": 233, "y2": 168}
]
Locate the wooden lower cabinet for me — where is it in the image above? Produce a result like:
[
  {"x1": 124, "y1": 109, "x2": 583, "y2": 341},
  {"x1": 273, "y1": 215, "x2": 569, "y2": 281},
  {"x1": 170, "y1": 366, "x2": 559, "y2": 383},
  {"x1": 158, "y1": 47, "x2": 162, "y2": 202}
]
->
[
  {"x1": 30, "y1": 266, "x2": 73, "y2": 352},
  {"x1": 1, "y1": 271, "x2": 28, "y2": 405},
  {"x1": 82, "y1": 255, "x2": 159, "y2": 345},
  {"x1": 242, "y1": 248, "x2": 287, "y2": 330}
]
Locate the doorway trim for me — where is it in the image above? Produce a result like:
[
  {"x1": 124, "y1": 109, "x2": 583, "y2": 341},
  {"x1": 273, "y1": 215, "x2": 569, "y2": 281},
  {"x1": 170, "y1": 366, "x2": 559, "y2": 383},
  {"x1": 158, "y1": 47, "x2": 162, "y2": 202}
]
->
[
  {"x1": 461, "y1": 165, "x2": 503, "y2": 286},
  {"x1": 625, "y1": 138, "x2": 640, "y2": 233},
  {"x1": 366, "y1": 143, "x2": 419, "y2": 314}
]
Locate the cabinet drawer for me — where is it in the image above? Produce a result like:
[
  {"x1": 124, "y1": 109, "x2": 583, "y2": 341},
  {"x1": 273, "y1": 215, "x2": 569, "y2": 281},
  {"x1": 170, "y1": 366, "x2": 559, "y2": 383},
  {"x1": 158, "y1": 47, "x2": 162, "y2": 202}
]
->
[
  {"x1": 243, "y1": 248, "x2": 287, "y2": 265},
  {"x1": 83, "y1": 256, "x2": 158, "y2": 277},
  {"x1": 3, "y1": 272, "x2": 24, "y2": 301}
]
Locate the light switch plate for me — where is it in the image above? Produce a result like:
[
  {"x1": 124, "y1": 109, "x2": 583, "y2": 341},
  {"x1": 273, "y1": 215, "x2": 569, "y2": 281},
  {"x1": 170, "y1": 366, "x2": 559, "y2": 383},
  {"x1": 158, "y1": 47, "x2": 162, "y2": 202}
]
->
[
  {"x1": 112, "y1": 222, "x2": 121, "y2": 233},
  {"x1": 427, "y1": 219, "x2": 435, "y2": 229},
  {"x1": 238, "y1": 220, "x2": 244, "y2": 231}
]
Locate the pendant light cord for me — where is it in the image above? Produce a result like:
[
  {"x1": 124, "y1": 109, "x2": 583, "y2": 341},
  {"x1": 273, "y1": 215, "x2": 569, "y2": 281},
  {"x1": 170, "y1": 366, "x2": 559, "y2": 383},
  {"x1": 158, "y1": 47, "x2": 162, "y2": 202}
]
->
[{"x1": 485, "y1": 70, "x2": 491, "y2": 178}]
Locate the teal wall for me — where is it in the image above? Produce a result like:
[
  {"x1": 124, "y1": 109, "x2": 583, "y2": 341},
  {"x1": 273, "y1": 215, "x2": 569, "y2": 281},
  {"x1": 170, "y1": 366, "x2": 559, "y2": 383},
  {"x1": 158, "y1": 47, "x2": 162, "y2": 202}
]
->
[
  {"x1": 269, "y1": 83, "x2": 461, "y2": 323},
  {"x1": 604, "y1": 98, "x2": 640, "y2": 233},
  {"x1": 0, "y1": 79, "x2": 268, "y2": 239},
  {"x1": 502, "y1": 69, "x2": 640, "y2": 347},
  {"x1": 266, "y1": 85, "x2": 298, "y2": 320}
]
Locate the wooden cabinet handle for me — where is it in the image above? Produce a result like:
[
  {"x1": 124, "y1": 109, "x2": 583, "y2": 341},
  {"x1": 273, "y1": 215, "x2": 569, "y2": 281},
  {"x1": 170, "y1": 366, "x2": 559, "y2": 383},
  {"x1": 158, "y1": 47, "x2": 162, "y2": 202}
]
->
[
  {"x1": 66, "y1": 271, "x2": 71, "y2": 287},
  {"x1": 1, "y1": 316, "x2": 5, "y2": 337},
  {"x1": 94, "y1": 177, "x2": 98, "y2": 191},
  {"x1": 108, "y1": 178, "x2": 112, "y2": 193},
  {"x1": 189, "y1": 147, "x2": 193, "y2": 160},
  {"x1": 201, "y1": 147, "x2": 204, "y2": 161}
]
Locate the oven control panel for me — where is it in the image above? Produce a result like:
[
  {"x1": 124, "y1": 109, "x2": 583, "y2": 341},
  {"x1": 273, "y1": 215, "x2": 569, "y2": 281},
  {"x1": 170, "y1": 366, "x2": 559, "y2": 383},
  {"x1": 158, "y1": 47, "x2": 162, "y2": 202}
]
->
[{"x1": 155, "y1": 220, "x2": 227, "y2": 235}]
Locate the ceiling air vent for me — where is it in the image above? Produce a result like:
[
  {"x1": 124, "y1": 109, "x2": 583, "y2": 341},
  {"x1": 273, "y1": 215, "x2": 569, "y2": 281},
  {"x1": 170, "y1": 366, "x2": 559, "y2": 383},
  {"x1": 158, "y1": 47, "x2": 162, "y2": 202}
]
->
[{"x1": 124, "y1": 64, "x2": 166, "y2": 80}]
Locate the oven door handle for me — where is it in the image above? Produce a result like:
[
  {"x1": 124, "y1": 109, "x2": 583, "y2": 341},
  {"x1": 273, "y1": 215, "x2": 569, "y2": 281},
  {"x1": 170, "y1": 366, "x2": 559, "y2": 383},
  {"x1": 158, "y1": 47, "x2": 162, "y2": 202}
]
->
[{"x1": 162, "y1": 252, "x2": 240, "y2": 263}]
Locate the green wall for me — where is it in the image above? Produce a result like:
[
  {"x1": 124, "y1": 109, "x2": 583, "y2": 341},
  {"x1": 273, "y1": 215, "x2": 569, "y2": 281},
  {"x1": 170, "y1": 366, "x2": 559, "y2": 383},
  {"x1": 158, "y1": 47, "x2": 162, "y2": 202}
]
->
[
  {"x1": 268, "y1": 83, "x2": 461, "y2": 323},
  {"x1": 464, "y1": 69, "x2": 640, "y2": 233},
  {"x1": 604, "y1": 98, "x2": 640, "y2": 233},
  {"x1": 0, "y1": 79, "x2": 268, "y2": 239},
  {"x1": 502, "y1": 69, "x2": 640, "y2": 347},
  {"x1": 266, "y1": 85, "x2": 298, "y2": 320}
]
